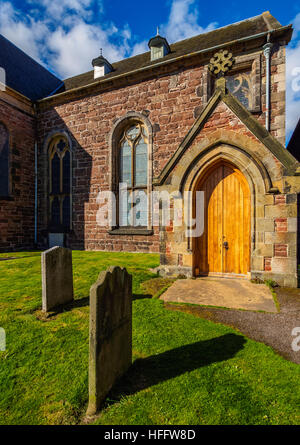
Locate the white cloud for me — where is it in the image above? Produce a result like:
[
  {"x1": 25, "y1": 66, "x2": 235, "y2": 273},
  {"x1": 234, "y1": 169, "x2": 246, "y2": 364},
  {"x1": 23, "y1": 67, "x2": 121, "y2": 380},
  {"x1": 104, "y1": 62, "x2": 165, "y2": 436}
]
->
[
  {"x1": 161, "y1": 0, "x2": 217, "y2": 43},
  {"x1": 293, "y1": 12, "x2": 300, "y2": 39},
  {"x1": 28, "y1": 0, "x2": 103, "y2": 21},
  {"x1": 286, "y1": 13, "x2": 300, "y2": 142},
  {"x1": 0, "y1": 0, "x2": 130, "y2": 78},
  {"x1": 0, "y1": 2, "x2": 48, "y2": 63},
  {"x1": 130, "y1": 0, "x2": 218, "y2": 58},
  {"x1": 131, "y1": 40, "x2": 149, "y2": 57},
  {"x1": 48, "y1": 23, "x2": 128, "y2": 78},
  {"x1": 0, "y1": 0, "x2": 218, "y2": 79}
]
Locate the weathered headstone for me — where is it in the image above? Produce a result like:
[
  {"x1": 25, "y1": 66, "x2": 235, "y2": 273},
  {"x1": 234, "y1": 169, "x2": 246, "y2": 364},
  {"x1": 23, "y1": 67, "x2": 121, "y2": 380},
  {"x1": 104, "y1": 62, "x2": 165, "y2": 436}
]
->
[
  {"x1": 87, "y1": 266, "x2": 132, "y2": 415},
  {"x1": 41, "y1": 246, "x2": 74, "y2": 312}
]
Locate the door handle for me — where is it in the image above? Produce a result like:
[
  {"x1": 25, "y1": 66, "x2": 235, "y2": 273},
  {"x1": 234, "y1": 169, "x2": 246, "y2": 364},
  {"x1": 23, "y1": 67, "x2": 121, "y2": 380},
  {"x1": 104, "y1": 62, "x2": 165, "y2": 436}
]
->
[{"x1": 223, "y1": 241, "x2": 229, "y2": 250}]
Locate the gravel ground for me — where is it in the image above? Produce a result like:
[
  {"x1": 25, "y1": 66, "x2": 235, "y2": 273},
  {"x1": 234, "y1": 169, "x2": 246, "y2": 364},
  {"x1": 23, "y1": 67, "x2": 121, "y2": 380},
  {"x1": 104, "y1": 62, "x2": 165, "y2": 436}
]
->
[{"x1": 165, "y1": 287, "x2": 300, "y2": 364}]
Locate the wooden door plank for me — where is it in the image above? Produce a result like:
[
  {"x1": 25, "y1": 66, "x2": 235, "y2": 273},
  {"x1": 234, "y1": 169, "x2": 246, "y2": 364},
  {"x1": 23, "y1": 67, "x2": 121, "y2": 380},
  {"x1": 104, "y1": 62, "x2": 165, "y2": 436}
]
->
[{"x1": 195, "y1": 161, "x2": 250, "y2": 276}]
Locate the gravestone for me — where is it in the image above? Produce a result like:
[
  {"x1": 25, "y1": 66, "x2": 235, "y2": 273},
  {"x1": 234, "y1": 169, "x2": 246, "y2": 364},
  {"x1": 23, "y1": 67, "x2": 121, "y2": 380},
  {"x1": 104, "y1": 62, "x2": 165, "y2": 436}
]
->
[
  {"x1": 41, "y1": 246, "x2": 74, "y2": 312},
  {"x1": 87, "y1": 266, "x2": 132, "y2": 415}
]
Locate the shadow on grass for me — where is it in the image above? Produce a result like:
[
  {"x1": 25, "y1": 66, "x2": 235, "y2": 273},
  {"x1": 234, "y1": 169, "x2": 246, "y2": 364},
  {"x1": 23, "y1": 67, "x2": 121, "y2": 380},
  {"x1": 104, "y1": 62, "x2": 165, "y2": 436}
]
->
[
  {"x1": 0, "y1": 254, "x2": 40, "y2": 262},
  {"x1": 105, "y1": 333, "x2": 246, "y2": 406},
  {"x1": 38, "y1": 294, "x2": 151, "y2": 319},
  {"x1": 44, "y1": 297, "x2": 90, "y2": 317},
  {"x1": 132, "y1": 293, "x2": 152, "y2": 301},
  {"x1": 46, "y1": 294, "x2": 151, "y2": 317}
]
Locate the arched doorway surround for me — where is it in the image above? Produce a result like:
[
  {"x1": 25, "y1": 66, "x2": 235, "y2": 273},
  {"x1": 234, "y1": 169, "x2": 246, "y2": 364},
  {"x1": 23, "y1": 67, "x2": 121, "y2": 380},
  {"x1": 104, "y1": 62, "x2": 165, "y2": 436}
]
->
[{"x1": 192, "y1": 159, "x2": 251, "y2": 277}]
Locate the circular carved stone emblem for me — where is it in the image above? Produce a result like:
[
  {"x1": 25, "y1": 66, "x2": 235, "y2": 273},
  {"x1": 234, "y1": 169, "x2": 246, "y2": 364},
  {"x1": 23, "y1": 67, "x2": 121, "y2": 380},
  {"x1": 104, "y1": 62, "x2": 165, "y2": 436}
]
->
[{"x1": 208, "y1": 50, "x2": 235, "y2": 76}]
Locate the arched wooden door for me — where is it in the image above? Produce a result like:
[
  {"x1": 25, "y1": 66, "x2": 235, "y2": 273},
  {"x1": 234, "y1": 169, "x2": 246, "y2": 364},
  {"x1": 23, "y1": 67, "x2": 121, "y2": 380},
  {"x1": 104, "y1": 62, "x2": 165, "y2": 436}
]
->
[{"x1": 194, "y1": 161, "x2": 251, "y2": 276}]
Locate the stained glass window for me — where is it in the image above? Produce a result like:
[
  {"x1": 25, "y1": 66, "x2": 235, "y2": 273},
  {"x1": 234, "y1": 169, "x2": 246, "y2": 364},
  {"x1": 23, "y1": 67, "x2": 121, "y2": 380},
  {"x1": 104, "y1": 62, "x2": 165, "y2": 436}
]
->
[
  {"x1": 51, "y1": 153, "x2": 60, "y2": 194},
  {"x1": 119, "y1": 123, "x2": 149, "y2": 227},
  {"x1": 0, "y1": 123, "x2": 9, "y2": 197},
  {"x1": 126, "y1": 126, "x2": 140, "y2": 140},
  {"x1": 51, "y1": 197, "x2": 60, "y2": 226},
  {"x1": 119, "y1": 190, "x2": 132, "y2": 227},
  {"x1": 63, "y1": 151, "x2": 71, "y2": 194},
  {"x1": 134, "y1": 190, "x2": 148, "y2": 227},
  {"x1": 62, "y1": 196, "x2": 71, "y2": 228},
  {"x1": 135, "y1": 138, "x2": 148, "y2": 187},
  {"x1": 120, "y1": 140, "x2": 132, "y2": 186},
  {"x1": 226, "y1": 70, "x2": 252, "y2": 109},
  {"x1": 49, "y1": 136, "x2": 72, "y2": 230}
]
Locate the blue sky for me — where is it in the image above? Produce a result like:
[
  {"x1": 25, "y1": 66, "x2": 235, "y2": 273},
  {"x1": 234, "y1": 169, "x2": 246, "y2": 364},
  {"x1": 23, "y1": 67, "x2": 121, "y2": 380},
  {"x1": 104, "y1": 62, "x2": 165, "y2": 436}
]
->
[{"x1": 0, "y1": 0, "x2": 299, "y2": 141}]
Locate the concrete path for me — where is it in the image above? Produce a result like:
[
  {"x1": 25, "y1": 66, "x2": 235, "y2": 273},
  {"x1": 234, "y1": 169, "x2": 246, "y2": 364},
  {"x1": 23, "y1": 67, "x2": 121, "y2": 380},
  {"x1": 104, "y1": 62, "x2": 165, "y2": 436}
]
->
[
  {"x1": 161, "y1": 277, "x2": 277, "y2": 313},
  {"x1": 165, "y1": 288, "x2": 300, "y2": 364}
]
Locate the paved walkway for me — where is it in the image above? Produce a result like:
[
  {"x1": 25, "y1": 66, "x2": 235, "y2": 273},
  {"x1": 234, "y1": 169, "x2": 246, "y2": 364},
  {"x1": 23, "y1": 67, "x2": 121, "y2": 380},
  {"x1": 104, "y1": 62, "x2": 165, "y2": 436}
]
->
[
  {"x1": 165, "y1": 287, "x2": 300, "y2": 364},
  {"x1": 161, "y1": 277, "x2": 277, "y2": 313}
]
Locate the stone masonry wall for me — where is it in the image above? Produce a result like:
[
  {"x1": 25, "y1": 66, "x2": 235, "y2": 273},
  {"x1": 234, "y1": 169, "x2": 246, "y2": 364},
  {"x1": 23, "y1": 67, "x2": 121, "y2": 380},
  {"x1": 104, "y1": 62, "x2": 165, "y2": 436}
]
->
[
  {"x1": 156, "y1": 99, "x2": 299, "y2": 288},
  {"x1": 37, "y1": 44, "x2": 287, "y2": 253},
  {"x1": 0, "y1": 99, "x2": 35, "y2": 252}
]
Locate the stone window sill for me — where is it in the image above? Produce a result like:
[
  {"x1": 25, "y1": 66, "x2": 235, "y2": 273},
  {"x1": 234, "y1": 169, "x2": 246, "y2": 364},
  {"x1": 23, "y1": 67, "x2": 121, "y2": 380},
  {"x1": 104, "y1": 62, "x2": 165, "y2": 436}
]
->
[{"x1": 108, "y1": 228, "x2": 154, "y2": 236}]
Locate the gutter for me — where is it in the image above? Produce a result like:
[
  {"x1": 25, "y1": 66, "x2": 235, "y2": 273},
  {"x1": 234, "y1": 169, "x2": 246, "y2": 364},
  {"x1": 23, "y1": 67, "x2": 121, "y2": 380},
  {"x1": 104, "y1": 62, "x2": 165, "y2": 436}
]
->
[
  {"x1": 38, "y1": 25, "x2": 292, "y2": 104},
  {"x1": 46, "y1": 82, "x2": 65, "y2": 97}
]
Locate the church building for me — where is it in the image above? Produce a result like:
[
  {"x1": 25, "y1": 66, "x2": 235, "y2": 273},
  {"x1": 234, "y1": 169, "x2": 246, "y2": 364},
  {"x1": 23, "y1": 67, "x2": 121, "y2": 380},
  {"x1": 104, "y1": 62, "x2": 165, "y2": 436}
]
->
[{"x1": 0, "y1": 11, "x2": 300, "y2": 287}]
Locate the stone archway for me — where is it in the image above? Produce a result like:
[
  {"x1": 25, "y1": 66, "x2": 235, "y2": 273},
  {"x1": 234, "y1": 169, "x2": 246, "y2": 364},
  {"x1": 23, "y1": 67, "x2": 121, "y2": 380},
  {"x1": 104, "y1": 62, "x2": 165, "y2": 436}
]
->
[
  {"x1": 155, "y1": 140, "x2": 267, "y2": 280},
  {"x1": 155, "y1": 130, "x2": 299, "y2": 287},
  {"x1": 193, "y1": 159, "x2": 251, "y2": 277}
]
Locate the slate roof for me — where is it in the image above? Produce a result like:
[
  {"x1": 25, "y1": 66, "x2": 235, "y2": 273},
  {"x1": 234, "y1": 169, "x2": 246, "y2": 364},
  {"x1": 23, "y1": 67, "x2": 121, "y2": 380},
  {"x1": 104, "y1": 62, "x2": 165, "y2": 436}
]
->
[
  {"x1": 62, "y1": 11, "x2": 289, "y2": 93},
  {"x1": 0, "y1": 35, "x2": 62, "y2": 101},
  {"x1": 287, "y1": 119, "x2": 300, "y2": 161},
  {"x1": 0, "y1": 11, "x2": 291, "y2": 101}
]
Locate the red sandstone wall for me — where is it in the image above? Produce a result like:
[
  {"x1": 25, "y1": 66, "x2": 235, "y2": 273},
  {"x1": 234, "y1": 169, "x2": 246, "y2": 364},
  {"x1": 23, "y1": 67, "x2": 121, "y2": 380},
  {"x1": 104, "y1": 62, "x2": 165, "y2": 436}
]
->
[
  {"x1": 37, "y1": 45, "x2": 286, "y2": 253},
  {"x1": 0, "y1": 100, "x2": 35, "y2": 252}
]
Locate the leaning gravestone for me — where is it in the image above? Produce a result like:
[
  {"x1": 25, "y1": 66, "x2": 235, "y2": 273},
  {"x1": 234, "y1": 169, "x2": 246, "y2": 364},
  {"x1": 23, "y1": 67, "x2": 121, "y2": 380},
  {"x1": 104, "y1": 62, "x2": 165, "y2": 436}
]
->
[
  {"x1": 87, "y1": 266, "x2": 132, "y2": 416},
  {"x1": 41, "y1": 246, "x2": 74, "y2": 312}
]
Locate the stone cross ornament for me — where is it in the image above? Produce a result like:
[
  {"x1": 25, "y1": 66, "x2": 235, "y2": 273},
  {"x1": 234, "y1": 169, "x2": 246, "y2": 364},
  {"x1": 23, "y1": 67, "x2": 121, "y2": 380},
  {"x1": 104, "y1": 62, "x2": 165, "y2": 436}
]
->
[{"x1": 208, "y1": 50, "x2": 235, "y2": 78}]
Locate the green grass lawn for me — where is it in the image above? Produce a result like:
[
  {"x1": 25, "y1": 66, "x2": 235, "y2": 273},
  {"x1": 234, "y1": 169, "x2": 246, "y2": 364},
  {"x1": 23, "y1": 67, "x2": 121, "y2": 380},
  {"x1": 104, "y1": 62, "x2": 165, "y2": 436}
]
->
[{"x1": 0, "y1": 251, "x2": 299, "y2": 425}]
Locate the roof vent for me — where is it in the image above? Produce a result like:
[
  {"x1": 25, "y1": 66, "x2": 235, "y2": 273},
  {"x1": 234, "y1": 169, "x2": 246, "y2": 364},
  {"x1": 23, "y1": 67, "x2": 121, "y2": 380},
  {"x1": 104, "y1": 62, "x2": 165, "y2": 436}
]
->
[
  {"x1": 148, "y1": 29, "x2": 170, "y2": 61},
  {"x1": 92, "y1": 49, "x2": 113, "y2": 79}
]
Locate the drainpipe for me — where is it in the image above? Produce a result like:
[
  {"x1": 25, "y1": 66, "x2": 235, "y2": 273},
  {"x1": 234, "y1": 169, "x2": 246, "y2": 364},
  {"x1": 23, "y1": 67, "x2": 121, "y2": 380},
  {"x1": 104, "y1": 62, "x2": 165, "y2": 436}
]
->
[
  {"x1": 34, "y1": 141, "x2": 38, "y2": 246},
  {"x1": 33, "y1": 102, "x2": 38, "y2": 247},
  {"x1": 263, "y1": 34, "x2": 274, "y2": 132}
]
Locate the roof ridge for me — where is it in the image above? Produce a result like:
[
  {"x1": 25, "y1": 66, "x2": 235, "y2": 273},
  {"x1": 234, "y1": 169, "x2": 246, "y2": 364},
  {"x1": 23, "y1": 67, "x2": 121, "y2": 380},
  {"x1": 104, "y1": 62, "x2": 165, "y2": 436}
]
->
[
  {"x1": 63, "y1": 12, "x2": 270, "y2": 83},
  {"x1": 166, "y1": 12, "x2": 264, "y2": 47},
  {"x1": 262, "y1": 11, "x2": 282, "y2": 30}
]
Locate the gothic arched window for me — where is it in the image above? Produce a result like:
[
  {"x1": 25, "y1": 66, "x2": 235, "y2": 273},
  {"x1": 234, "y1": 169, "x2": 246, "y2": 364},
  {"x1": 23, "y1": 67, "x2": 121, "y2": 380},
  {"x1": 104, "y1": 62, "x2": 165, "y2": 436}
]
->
[
  {"x1": 0, "y1": 123, "x2": 9, "y2": 197},
  {"x1": 119, "y1": 123, "x2": 149, "y2": 227},
  {"x1": 48, "y1": 137, "x2": 72, "y2": 230}
]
